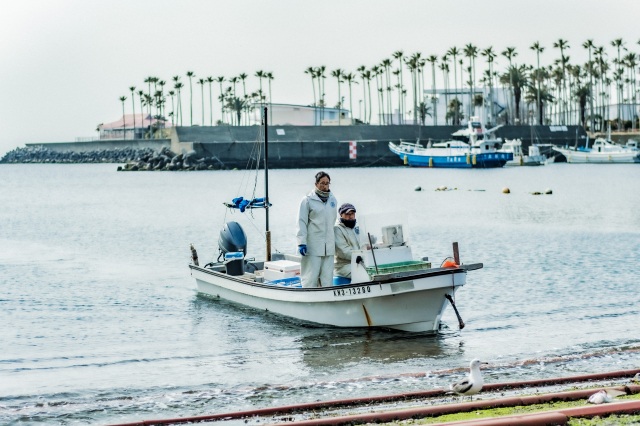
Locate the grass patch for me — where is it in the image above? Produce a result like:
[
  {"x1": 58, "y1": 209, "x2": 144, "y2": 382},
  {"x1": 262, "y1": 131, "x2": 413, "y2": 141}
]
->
[{"x1": 382, "y1": 393, "x2": 640, "y2": 424}]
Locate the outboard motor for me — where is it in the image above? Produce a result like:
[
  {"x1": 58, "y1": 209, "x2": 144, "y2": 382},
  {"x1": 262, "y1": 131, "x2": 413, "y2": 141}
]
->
[
  {"x1": 218, "y1": 222, "x2": 248, "y2": 276},
  {"x1": 218, "y1": 221, "x2": 247, "y2": 257}
]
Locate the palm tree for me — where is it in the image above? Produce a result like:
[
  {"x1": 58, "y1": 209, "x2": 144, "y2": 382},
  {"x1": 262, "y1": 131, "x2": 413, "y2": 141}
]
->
[
  {"x1": 174, "y1": 81, "x2": 184, "y2": 126},
  {"x1": 530, "y1": 42, "x2": 544, "y2": 124},
  {"x1": 464, "y1": 44, "x2": 479, "y2": 120},
  {"x1": 501, "y1": 47, "x2": 518, "y2": 124},
  {"x1": 119, "y1": 96, "x2": 127, "y2": 139},
  {"x1": 623, "y1": 52, "x2": 638, "y2": 130},
  {"x1": 317, "y1": 66, "x2": 327, "y2": 124},
  {"x1": 357, "y1": 65, "x2": 368, "y2": 123},
  {"x1": 168, "y1": 90, "x2": 176, "y2": 127},
  {"x1": 525, "y1": 77, "x2": 553, "y2": 125},
  {"x1": 392, "y1": 51, "x2": 405, "y2": 123},
  {"x1": 371, "y1": 65, "x2": 384, "y2": 124},
  {"x1": 172, "y1": 76, "x2": 181, "y2": 124},
  {"x1": 344, "y1": 72, "x2": 358, "y2": 123},
  {"x1": 426, "y1": 55, "x2": 438, "y2": 125},
  {"x1": 129, "y1": 86, "x2": 136, "y2": 136},
  {"x1": 500, "y1": 65, "x2": 528, "y2": 124},
  {"x1": 363, "y1": 69, "x2": 374, "y2": 123},
  {"x1": 255, "y1": 70, "x2": 265, "y2": 111},
  {"x1": 215, "y1": 76, "x2": 225, "y2": 124},
  {"x1": 611, "y1": 38, "x2": 625, "y2": 129},
  {"x1": 447, "y1": 98, "x2": 464, "y2": 125},
  {"x1": 206, "y1": 77, "x2": 214, "y2": 126},
  {"x1": 144, "y1": 76, "x2": 154, "y2": 119},
  {"x1": 266, "y1": 71, "x2": 274, "y2": 123},
  {"x1": 304, "y1": 66, "x2": 317, "y2": 112},
  {"x1": 197, "y1": 78, "x2": 205, "y2": 125},
  {"x1": 381, "y1": 58, "x2": 393, "y2": 124},
  {"x1": 481, "y1": 47, "x2": 497, "y2": 124},
  {"x1": 238, "y1": 73, "x2": 248, "y2": 124},
  {"x1": 405, "y1": 53, "x2": 420, "y2": 125},
  {"x1": 439, "y1": 57, "x2": 450, "y2": 124},
  {"x1": 331, "y1": 68, "x2": 344, "y2": 125},
  {"x1": 574, "y1": 84, "x2": 591, "y2": 127},
  {"x1": 552, "y1": 39, "x2": 570, "y2": 124},
  {"x1": 417, "y1": 102, "x2": 432, "y2": 125},
  {"x1": 186, "y1": 71, "x2": 195, "y2": 125},
  {"x1": 226, "y1": 96, "x2": 246, "y2": 126},
  {"x1": 447, "y1": 47, "x2": 461, "y2": 124},
  {"x1": 137, "y1": 90, "x2": 145, "y2": 133},
  {"x1": 582, "y1": 40, "x2": 596, "y2": 131}
]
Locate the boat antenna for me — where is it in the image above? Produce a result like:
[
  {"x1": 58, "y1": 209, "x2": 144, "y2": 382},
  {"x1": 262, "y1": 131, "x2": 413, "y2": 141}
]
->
[{"x1": 264, "y1": 106, "x2": 271, "y2": 261}]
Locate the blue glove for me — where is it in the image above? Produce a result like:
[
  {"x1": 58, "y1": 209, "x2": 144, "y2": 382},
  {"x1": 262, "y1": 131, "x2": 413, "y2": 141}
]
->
[{"x1": 298, "y1": 244, "x2": 307, "y2": 256}]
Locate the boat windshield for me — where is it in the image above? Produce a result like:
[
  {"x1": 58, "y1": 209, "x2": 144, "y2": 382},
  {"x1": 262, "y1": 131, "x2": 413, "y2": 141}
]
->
[{"x1": 356, "y1": 211, "x2": 409, "y2": 248}]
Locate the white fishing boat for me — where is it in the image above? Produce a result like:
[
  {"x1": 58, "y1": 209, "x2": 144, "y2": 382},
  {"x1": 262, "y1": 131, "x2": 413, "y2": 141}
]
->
[
  {"x1": 189, "y1": 108, "x2": 483, "y2": 333},
  {"x1": 388, "y1": 117, "x2": 512, "y2": 168},
  {"x1": 552, "y1": 138, "x2": 640, "y2": 163},
  {"x1": 499, "y1": 139, "x2": 548, "y2": 166}
]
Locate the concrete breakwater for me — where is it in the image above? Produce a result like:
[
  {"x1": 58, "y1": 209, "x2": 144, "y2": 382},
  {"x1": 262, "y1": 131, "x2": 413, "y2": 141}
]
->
[{"x1": 1, "y1": 124, "x2": 588, "y2": 169}]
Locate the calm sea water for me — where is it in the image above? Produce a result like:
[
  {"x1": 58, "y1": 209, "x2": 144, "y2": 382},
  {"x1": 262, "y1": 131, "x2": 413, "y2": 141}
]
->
[{"x1": 1, "y1": 163, "x2": 639, "y2": 425}]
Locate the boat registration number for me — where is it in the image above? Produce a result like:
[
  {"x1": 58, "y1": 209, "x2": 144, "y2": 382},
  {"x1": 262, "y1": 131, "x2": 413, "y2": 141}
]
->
[{"x1": 333, "y1": 285, "x2": 371, "y2": 296}]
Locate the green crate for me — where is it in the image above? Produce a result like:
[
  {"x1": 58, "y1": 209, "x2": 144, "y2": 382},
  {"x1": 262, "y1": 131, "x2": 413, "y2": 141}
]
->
[{"x1": 366, "y1": 260, "x2": 431, "y2": 275}]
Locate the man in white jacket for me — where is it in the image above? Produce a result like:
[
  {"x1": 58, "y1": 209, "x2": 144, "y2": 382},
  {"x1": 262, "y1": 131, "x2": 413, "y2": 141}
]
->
[
  {"x1": 334, "y1": 203, "x2": 360, "y2": 280},
  {"x1": 296, "y1": 171, "x2": 338, "y2": 287}
]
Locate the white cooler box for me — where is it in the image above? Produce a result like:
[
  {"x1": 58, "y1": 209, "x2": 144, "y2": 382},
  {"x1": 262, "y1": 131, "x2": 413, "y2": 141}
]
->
[{"x1": 263, "y1": 260, "x2": 301, "y2": 281}]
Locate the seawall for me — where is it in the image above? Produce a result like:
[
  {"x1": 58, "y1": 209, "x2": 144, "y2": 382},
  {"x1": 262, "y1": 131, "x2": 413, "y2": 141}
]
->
[{"x1": 2, "y1": 125, "x2": 591, "y2": 168}]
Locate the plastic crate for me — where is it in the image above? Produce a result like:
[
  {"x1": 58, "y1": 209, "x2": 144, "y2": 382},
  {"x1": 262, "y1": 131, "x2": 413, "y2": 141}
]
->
[{"x1": 366, "y1": 260, "x2": 431, "y2": 275}]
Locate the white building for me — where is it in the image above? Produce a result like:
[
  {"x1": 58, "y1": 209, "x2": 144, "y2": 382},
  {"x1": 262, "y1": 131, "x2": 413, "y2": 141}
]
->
[{"x1": 250, "y1": 103, "x2": 351, "y2": 126}]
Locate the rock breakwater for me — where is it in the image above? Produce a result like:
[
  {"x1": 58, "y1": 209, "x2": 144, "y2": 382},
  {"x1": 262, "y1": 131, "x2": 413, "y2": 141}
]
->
[
  {"x1": 1, "y1": 146, "x2": 230, "y2": 171},
  {"x1": 118, "y1": 147, "x2": 228, "y2": 171}
]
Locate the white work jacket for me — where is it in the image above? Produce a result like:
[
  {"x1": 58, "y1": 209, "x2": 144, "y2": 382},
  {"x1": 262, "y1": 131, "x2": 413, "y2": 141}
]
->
[
  {"x1": 296, "y1": 190, "x2": 337, "y2": 256},
  {"x1": 334, "y1": 221, "x2": 361, "y2": 277}
]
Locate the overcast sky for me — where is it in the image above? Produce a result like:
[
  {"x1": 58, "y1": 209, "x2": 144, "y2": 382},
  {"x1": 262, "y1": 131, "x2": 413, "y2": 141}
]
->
[{"x1": 1, "y1": 0, "x2": 639, "y2": 156}]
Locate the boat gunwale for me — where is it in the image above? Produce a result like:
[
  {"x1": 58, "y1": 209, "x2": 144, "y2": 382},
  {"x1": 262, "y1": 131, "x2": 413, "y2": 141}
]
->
[{"x1": 189, "y1": 262, "x2": 482, "y2": 292}]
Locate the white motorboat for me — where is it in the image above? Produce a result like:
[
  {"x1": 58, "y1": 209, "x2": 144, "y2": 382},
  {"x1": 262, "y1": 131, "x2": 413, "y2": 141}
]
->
[
  {"x1": 499, "y1": 139, "x2": 548, "y2": 166},
  {"x1": 189, "y1": 108, "x2": 483, "y2": 333},
  {"x1": 552, "y1": 138, "x2": 640, "y2": 163}
]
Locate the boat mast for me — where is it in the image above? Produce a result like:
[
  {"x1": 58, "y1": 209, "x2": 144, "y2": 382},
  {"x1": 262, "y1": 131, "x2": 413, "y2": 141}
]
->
[{"x1": 264, "y1": 107, "x2": 271, "y2": 261}]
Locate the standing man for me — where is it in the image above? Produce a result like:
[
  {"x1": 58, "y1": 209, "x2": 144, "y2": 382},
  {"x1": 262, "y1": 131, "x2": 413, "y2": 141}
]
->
[
  {"x1": 334, "y1": 203, "x2": 360, "y2": 280},
  {"x1": 296, "y1": 171, "x2": 338, "y2": 287}
]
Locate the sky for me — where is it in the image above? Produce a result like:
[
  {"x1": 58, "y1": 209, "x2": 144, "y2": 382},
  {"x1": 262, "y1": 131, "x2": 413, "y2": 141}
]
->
[{"x1": 1, "y1": 0, "x2": 639, "y2": 156}]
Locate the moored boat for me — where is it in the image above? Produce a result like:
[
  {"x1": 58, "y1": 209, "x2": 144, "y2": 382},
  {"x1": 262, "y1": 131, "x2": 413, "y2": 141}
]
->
[
  {"x1": 499, "y1": 139, "x2": 548, "y2": 166},
  {"x1": 388, "y1": 117, "x2": 512, "y2": 168},
  {"x1": 552, "y1": 138, "x2": 640, "y2": 163},
  {"x1": 189, "y1": 108, "x2": 483, "y2": 333}
]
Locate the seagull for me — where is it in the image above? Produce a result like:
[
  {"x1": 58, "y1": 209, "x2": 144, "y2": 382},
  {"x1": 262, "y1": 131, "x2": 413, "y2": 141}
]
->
[
  {"x1": 633, "y1": 372, "x2": 640, "y2": 383},
  {"x1": 448, "y1": 359, "x2": 488, "y2": 401},
  {"x1": 588, "y1": 389, "x2": 625, "y2": 404}
]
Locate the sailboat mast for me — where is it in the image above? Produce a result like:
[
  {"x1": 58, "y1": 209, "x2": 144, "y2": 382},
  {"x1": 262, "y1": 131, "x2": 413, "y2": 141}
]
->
[{"x1": 264, "y1": 107, "x2": 271, "y2": 261}]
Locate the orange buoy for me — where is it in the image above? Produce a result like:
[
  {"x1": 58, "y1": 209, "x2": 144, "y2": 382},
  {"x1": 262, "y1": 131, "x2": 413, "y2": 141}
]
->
[{"x1": 442, "y1": 259, "x2": 459, "y2": 268}]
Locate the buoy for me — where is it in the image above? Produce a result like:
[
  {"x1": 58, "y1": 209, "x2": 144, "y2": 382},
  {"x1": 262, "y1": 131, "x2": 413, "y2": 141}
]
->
[
  {"x1": 545, "y1": 188, "x2": 553, "y2": 195},
  {"x1": 502, "y1": 187, "x2": 510, "y2": 194},
  {"x1": 441, "y1": 259, "x2": 459, "y2": 268},
  {"x1": 414, "y1": 186, "x2": 422, "y2": 191}
]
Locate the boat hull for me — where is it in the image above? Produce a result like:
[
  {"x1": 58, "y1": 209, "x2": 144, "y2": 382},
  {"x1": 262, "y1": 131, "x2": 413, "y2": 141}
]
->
[
  {"x1": 553, "y1": 147, "x2": 640, "y2": 163},
  {"x1": 389, "y1": 142, "x2": 512, "y2": 168},
  {"x1": 190, "y1": 265, "x2": 475, "y2": 332}
]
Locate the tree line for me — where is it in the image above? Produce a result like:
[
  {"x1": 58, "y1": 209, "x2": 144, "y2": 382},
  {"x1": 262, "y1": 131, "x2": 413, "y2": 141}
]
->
[{"x1": 117, "y1": 37, "x2": 640, "y2": 133}]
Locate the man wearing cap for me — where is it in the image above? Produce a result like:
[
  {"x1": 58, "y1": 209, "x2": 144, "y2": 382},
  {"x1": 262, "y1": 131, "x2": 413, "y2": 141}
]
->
[{"x1": 334, "y1": 203, "x2": 361, "y2": 280}]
